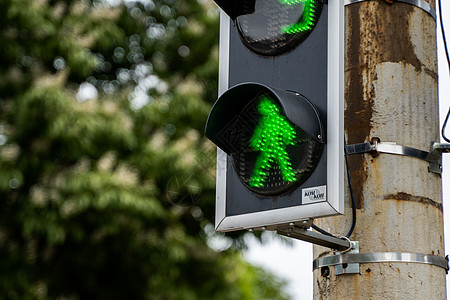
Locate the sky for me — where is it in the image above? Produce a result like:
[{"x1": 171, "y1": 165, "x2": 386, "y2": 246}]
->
[{"x1": 244, "y1": 2, "x2": 450, "y2": 299}]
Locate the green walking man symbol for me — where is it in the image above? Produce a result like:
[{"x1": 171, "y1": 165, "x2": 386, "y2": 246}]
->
[{"x1": 249, "y1": 96, "x2": 297, "y2": 188}]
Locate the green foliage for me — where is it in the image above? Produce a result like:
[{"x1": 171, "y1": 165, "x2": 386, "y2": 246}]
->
[{"x1": 0, "y1": 0, "x2": 290, "y2": 299}]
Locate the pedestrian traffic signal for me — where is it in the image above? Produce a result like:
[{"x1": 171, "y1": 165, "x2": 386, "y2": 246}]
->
[
  {"x1": 207, "y1": 0, "x2": 345, "y2": 232},
  {"x1": 206, "y1": 83, "x2": 324, "y2": 196}
]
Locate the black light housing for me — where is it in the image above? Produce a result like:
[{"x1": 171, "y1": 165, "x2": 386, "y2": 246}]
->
[
  {"x1": 212, "y1": 0, "x2": 256, "y2": 20},
  {"x1": 206, "y1": 82, "x2": 324, "y2": 154}
]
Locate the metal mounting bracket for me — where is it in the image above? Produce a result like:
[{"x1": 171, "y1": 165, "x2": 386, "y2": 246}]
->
[
  {"x1": 335, "y1": 241, "x2": 360, "y2": 275},
  {"x1": 429, "y1": 142, "x2": 450, "y2": 173},
  {"x1": 277, "y1": 223, "x2": 352, "y2": 251},
  {"x1": 432, "y1": 142, "x2": 450, "y2": 154},
  {"x1": 344, "y1": 0, "x2": 436, "y2": 21},
  {"x1": 346, "y1": 139, "x2": 450, "y2": 174}
]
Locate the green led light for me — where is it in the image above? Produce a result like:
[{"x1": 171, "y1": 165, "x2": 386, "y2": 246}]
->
[
  {"x1": 249, "y1": 96, "x2": 297, "y2": 188},
  {"x1": 279, "y1": 0, "x2": 318, "y2": 35},
  {"x1": 278, "y1": 0, "x2": 304, "y2": 5}
]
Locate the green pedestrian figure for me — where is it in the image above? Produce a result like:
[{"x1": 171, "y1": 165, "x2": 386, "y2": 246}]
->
[{"x1": 249, "y1": 96, "x2": 297, "y2": 188}]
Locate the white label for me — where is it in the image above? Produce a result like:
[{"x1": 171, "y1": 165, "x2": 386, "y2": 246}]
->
[{"x1": 302, "y1": 185, "x2": 327, "y2": 204}]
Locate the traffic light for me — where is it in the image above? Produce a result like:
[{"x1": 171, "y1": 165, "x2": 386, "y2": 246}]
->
[{"x1": 206, "y1": 0, "x2": 345, "y2": 232}]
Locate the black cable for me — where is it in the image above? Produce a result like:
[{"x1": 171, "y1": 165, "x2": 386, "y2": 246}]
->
[
  {"x1": 343, "y1": 136, "x2": 356, "y2": 238},
  {"x1": 438, "y1": 0, "x2": 450, "y2": 143},
  {"x1": 438, "y1": 0, "x2": 450, "y2": 72},
  {"x1": 311, "y1": 137, "x2": 357, "y2": 239},
  {"x1": 443, "y1": 108, "x2": 450, "y2": 143},
  {"x1": 311, "y1": 224, "x2": 336, "y2": 237}
]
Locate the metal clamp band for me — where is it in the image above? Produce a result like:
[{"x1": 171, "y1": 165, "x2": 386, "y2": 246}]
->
[
  {"x1": 313, "y1": 252, "x2": 449, "y2": 272},
  {"x1": 346, "y1": 142, "x2": 431, "y2": 161},
  {"x1": 346, "y1": 141, "x2": 443, "y2": 174},
  {"x1": 344, "y1": 0, "x2": 436, "y2": 21}
]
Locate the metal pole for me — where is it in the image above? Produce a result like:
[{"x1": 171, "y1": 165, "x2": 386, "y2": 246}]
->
[{"x1": 313, "y1": 0, "x2": 447, "y2": 298}]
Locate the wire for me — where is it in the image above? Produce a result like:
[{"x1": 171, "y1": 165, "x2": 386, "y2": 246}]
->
[
  {"x1": 438, "y1": 0, "x2": 450, "y2": 142},
  {"x1": 443, "y1": 108, "x2": 450, "y2": 143},
  {"x1": 311, "y1": 137, "x2": 357, "y2": 239},
  {"x1": 311, "y1": 224, "x2": 336, "y2": 237},
  {"x1": 344, "y1": 136, "x2": 356, "y2": 238},
  {"x1": 438, "y1": 0, "x2": 450, "y2": 72}
]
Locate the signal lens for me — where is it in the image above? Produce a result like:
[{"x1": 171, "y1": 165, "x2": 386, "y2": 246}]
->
[
  {"x1": 230, "y1": 93, "x2": 322, "y2": 196},
  {"x1": 235, "y1": 0, "x2": 322, "y2": 56}
]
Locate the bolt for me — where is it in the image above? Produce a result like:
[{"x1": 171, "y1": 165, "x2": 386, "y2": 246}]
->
[{"x1": 321, "y1": 266, "x2": 330, "y2": 277}]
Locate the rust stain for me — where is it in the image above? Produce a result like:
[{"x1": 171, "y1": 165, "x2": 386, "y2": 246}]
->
[
  {"x1": 345, "y1": 4, "x2": 372, "y2": 209},
  {"x1": 377, "y1": 4, "x2": 422, "y2": 71},
  {"x1": 345, "y1": 2, "x2": 435, "y2": 209},
  {"x1": 384, "y1": 192, "x2": 443, "y2": 211}
]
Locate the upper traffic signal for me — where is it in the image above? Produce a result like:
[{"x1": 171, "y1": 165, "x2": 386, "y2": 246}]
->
[
  {"x1": 207, "y1": 0, "x2": 344, "y2": 232},
  {"x1": 212, "y1": 0, "x2": 323, "y2": 56}
]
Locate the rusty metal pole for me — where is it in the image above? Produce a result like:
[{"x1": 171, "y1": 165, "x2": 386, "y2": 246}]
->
[{"x1": 313, "y1": 0, "x2": 446, "y2": 298}]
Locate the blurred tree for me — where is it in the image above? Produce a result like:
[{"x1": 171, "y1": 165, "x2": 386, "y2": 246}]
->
[{"x1": 0, "y1": 0, "x2": 290, "y2": 299}]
